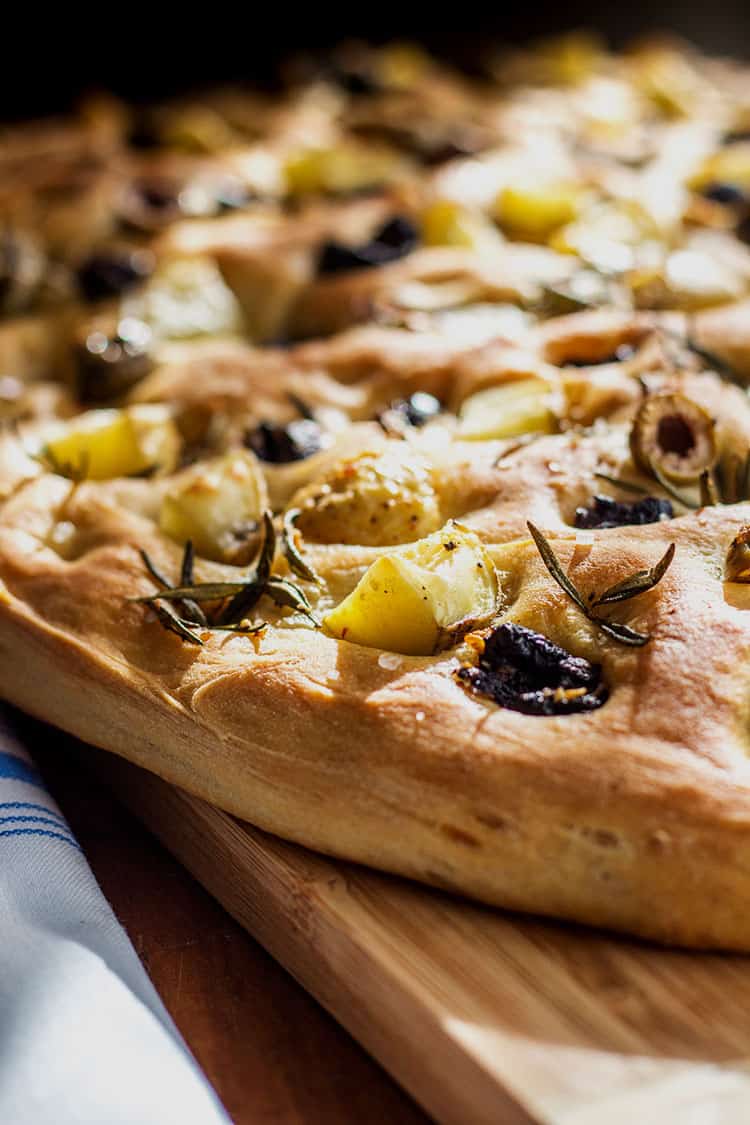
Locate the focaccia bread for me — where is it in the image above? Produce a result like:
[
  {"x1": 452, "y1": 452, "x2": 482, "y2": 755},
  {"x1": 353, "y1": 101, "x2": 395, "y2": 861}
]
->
[{"x1": 5, "y1": 36, "x2": 750, "y2": 950}]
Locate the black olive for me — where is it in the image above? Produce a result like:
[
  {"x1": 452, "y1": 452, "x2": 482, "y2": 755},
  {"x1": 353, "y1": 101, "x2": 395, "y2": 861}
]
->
[
  {"x1": 77, "y1": 248, "x2": 155, "y2": 302},
  {"x1": 317, "y1": 215, "x2": 419, "y2": 276},
  {"x1": 701, "y1": 182, "x2": 749, "y2": 206},
  {"x1": 574, "y1": 495, "x2": 673, "y2": 530},
  {"x1": 457, "y1": 622, "x2": 608, "y2": 716},
  {"x1": 380, "y1": 391, "x2": 442, "y2": 430},
  {"x1": 245, "y1": 419, "x2": 323, "y2": 463},
  {"x1": 76, "y1": 318, "x2": 153, "y2": 403}
]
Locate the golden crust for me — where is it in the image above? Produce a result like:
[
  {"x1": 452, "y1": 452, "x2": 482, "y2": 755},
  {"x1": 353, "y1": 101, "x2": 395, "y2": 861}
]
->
[{"x1": 3, "y1": 468, "x2": 750, "y2": 950}]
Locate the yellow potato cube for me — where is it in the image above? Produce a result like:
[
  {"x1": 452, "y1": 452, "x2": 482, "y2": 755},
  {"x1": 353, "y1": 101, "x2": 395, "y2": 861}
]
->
[
  {"x1": 494, "y1": 183, "x2": 583, "y2": 241},
  {"x1": 378, "y1": 43, "x2": 430, "y2": 89},
  {"x1": 537, "y1": 32, "x2": 604, "y2": 85},
  {"x1": 663, "y1": 249, "x2": 744, "y2": 309},
  {"x1": 324, "y1": 522, "x2": 498, "y2": 654},
  {"x1": 632, "y1": 45, "x2": 704, "y2": 118},
  {"x1": 136, "y1": 258, "x2": 244, "y2": 341},
  {"x1": 44, "y1": 405, "x2": 179, "y2": 480},
  {"x1": 457, "y1": 379, "x2": 557, "y2": 441},
  {"x1": 690, "y1": 143, "x2": 750, "y2": 192},
  {"x1": 291, "y1": 444, "x2": 442, "y2": 546},
  {"x1": 550, "y1": 203, "x2": 640, "y2": 274},
  {"x1": 284, "y1": 145, "x2": 405, "y2": 196},
  {"x1": 421, "y1": 200, "x2": 503, "y2": 252},
  {"x1": 159, "y1": 449, "x2": 268, "y2": 562}
]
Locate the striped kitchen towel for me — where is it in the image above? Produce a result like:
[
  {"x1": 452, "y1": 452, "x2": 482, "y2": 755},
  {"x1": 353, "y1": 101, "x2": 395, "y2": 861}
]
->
[{"x1": 0, "y1": 705, "x2": 229, "y2": 1125}]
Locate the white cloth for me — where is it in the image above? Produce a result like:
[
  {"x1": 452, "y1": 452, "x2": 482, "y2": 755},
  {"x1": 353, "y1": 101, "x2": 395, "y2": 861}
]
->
[{"x1": 0, "y1": 705, "x2": 230, "y2": 1125}]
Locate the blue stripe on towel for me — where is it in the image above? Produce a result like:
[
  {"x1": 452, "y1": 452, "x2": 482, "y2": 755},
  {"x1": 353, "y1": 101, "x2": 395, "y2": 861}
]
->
[
  {"x1": 0, "y1": 828, "x2": 80, "y2": 850},
  {"x1": 0, "y1": 814, "x2": 71, "y2": 830},
  {"x1": 0, "y1": 752, "x2": 43, "y2": 788},
  {"x1": 0, "y1": 801, "x2": 67, "y2": 826}
]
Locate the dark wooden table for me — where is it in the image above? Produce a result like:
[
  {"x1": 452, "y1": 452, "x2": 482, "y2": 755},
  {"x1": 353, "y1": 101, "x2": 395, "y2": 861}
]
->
[{"x1": 33, "y1": 744, "x2": 429, "y2": 1125}]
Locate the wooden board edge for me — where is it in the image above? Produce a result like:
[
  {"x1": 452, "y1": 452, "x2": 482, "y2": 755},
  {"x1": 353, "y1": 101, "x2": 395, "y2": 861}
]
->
[{"x1": 81, "y1": 746, "x2": 536, "y2": 1125}]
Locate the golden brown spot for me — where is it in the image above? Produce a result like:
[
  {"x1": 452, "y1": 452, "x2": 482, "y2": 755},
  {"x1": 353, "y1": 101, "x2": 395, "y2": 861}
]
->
[
  {"x1": 440, "y1": 824, "x2": 481, "y2": 848},
  {"x1": 474, "y1": 811, "x2": 509, "y2": 830}
]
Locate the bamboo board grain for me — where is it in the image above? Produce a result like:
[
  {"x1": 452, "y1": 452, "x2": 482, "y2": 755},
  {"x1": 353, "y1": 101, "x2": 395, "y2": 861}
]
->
[{"x1": 85, "y1": 748, "x2": 750, "y2": 1125}]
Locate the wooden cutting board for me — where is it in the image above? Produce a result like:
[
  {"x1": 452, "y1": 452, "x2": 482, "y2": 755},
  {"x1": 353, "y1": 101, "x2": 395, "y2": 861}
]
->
[{"x1": 85, "y1": 747, "x2": 750, "y2": 1125}]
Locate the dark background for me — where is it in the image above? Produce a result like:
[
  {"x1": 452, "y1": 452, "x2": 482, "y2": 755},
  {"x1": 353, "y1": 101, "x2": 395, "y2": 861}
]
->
[{"x1": 2, "y1": 1, "x2": 749, "y2": 119}]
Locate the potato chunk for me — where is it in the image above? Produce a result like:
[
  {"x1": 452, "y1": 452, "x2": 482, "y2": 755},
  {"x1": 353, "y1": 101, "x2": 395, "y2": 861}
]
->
[
  {"x1": 457, "y1": 379, "x2": 557, "y2": 441},
  {"x1": 135, "y1": 258, "x2": 245, "y2": 340},
  {"x1": 494, "y1": 182, "x2": 583, "y2": 241},
  {"x1": 159, "y1": 449, "x2": 268, "y2": 562},
  {"x1": 284, "y1": 144, "x2": 406, "y2": 196},
  {"x1": 421, "y1": 200, "x2": 503, "y2": 252},
  {"x1": 324, "y1": 522, "x2": 498, "y2": 654},
  {"x1": 291, "y1": 444, "x2": 442, "y2": 546},
  {"x1": 44, "y1": 405, "x2": 179, "y2": 480}
]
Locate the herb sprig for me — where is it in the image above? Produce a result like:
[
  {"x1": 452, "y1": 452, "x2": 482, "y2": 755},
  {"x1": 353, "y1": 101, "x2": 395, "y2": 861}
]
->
[
  {"x1": 526, "y1": 521, "x2": 675, "y2": 647},
  {"x1": 281, "y1": 508, "x2": 321, "y2": 585},
  {"x1": 597, "y1": 448, "x2": 750, "y2": 512},
  {"x1": 134, "y1": 510, "x2": 320, "y2": 645}
]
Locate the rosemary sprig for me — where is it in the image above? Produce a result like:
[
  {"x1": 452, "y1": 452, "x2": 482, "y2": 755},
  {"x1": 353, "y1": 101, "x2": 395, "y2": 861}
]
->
[
  {"x1": 217, "y1": 511, "x2": 277, "y2": 624},
  {"x1": 136, "y1": 574, "x2": 318, "y2": 624},
  {"x1": 652, "y1": 323, "x2": 744, "y2": 388},
  {"x1": 684, "y1": 332, "x2": 743, "y2": 388},
  {"x1": 589, "y1": 543, "x2": 676, "y2": 607},
  {"x1": 648, "y1": 462, "x2": 700, "y2": 510},
  {"x1": 595, "y1": 464, "x2": 701, "y2": 511},
  {"x1": 281, "y1": 508, "x2": 321, "y2": 585},
  {"x1": 593, "y1": 471, "x2": 650, "y2": 496},
  {"x1": 601, "y1": 455, "x2": 750, "y2": 512},
  {"x1": 134, "y1": 581, "x2": 250, "y2": 603},
  {"x1": 526, "y1": 521, "x2": 675, "y2": 647},
  {"x1": 134, "y1": 509, "x2": 321, "y2": 644},
  {"x1": 150, "y1": 600, "x2": 205, "y2": 646},
  {"x1": 138, "y1": 544, "x2": 208, "y2": 626},
  {"x1": 527, "y1": 523, "x2": 588, "y2": 615},
  {"x1": 265, "y1": 575, "x2": 319, "y2": 625}
]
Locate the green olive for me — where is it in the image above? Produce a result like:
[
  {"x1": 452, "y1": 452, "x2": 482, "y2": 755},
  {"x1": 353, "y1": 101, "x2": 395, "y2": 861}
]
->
[{"x1": 630, "y1": 392, "x2": 717, "y2": 482}]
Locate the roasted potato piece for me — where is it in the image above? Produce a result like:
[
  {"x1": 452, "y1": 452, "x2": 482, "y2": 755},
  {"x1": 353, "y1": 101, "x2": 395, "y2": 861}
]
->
[
  {"x1": 284, "y1": 144, "x2": 407, "y2": 196},
  {"x1": 457, "y1": 379, "x2": 557, "y2": 441},
  {"x1": 421, "y1": 200, "x2": 503, "y2": 252},
  {"x1": 324, "y1": 521, "x2": 498, "y2": 654},
  {"x1": 290, "y1": 444, "x2": 442, "y2": 546},
  {"x1": 159, "y1": 449, "x2": 268, "y2": 562},
  {"x1": 43, "y1": 405, "x2": 179, "y2": 480},
  {"x1": 494, "y1": 182, "x2": 584, "y2": 241}
]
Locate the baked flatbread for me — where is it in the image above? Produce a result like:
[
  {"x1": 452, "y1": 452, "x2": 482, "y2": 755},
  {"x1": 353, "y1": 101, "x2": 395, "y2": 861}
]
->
[{"x1": 4, "y1": 37, "x2": 750, "y2": 950}]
